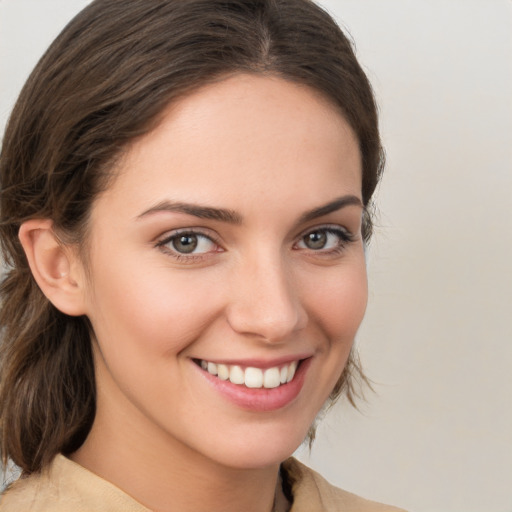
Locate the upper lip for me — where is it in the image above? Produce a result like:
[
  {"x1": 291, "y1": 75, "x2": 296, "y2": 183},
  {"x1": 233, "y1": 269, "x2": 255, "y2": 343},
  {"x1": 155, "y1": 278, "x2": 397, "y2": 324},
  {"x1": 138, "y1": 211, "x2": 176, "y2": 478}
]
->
[{"x1": 192, "y1": 354, "x2": 312, "y2": 369}]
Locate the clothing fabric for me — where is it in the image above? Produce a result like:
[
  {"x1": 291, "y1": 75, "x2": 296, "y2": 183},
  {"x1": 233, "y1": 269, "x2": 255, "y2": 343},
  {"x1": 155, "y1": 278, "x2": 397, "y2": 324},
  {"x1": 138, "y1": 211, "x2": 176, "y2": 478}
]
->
[
  {"x1": 282, "y1": 458, "x2": 406, "y2": 511},
  {"x1": 0, "y1": 454, "x2": 405, "y2": 511}
]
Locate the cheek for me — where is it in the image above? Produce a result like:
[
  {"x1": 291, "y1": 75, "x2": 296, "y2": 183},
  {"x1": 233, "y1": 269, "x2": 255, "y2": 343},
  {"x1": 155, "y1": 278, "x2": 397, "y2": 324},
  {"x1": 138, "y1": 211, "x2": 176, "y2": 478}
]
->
[
  {"x1": 295, "y1": 257, "x2": 367, "y2": 413},
  {"x1": 86, "y1": 262, "x2": 223, "y2": 361},
  {"x1": 303, "y1": 259, "x2": 368, "y2": 343}
]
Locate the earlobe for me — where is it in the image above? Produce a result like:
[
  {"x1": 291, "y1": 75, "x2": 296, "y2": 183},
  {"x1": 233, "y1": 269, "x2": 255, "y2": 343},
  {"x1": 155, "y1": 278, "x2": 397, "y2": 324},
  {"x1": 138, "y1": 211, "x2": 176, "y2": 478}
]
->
[{"x1": 18, "y1": 219, "x2": 87, "y2": 316}]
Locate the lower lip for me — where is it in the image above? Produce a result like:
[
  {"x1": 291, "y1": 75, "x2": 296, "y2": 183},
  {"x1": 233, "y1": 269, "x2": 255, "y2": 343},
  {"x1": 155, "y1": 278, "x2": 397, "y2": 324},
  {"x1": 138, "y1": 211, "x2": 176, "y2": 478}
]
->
[{"x1": 195, "y1": 358, "x2": 312, "y2": 412}]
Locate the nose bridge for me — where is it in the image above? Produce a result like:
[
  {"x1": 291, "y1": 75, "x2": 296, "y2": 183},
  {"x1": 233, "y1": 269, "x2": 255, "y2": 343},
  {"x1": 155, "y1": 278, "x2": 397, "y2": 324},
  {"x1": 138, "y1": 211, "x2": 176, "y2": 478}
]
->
[{"x1": 227, "y1": 248, "x2": 307, "y2": 342}]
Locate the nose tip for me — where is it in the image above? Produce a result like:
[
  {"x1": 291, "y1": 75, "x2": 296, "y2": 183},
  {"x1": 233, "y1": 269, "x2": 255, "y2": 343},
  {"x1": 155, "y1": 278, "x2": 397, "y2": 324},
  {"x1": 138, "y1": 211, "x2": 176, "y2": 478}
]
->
[{"x1": 226, "y1": 264, "x2": 307, "y2": 343}]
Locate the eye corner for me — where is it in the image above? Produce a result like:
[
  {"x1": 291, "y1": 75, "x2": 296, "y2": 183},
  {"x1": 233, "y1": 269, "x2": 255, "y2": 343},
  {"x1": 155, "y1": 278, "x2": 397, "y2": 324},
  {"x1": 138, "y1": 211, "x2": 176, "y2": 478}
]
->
[
  {"x1": 155, "y1": 228, "x2": 224, "y2": 263},
  {"x1": 294, "y1": 225, "x2": 356, "y2": 254}
]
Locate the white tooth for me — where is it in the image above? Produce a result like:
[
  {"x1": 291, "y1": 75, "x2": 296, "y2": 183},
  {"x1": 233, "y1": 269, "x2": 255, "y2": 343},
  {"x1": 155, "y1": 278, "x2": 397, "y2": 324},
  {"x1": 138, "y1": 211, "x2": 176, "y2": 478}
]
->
[
  {"x1": 207, "y1": 362, "x2": 218, "y2": 376},
  {"x1": 286, "y1": 361, "x2": 298, "y2": 383},
  {"x1": 263, "y1": 367, "x2": 281, "y2": 389},
  {"x1": 217, "y1": 364, "x2": 229, "y2": 380},
  {"x1": 201, "y1": 360, "x2": 208, "y2": 370},
  {"x1": 245, "y1": 367, "x2": 263, "y2": 388},
  {"x1": 229, "y1": 365, "x2": 244, "y2": 385},
  {"x1": 280, "y1": 365, "x2": 288, "y2": 384}
]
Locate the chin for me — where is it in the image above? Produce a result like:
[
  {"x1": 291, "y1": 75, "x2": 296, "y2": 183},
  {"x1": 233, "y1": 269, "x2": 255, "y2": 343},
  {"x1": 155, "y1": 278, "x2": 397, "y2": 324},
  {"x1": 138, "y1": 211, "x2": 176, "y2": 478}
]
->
[{"x1": 196, "y1": 417, "x2": 314, "y2": 471}]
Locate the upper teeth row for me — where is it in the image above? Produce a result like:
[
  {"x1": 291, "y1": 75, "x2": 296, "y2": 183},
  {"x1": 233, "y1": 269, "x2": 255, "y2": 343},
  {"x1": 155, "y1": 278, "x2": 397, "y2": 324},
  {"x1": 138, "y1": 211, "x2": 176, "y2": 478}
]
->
[{"x1": 200, "y1": 360, "x2": 298, "y2": 389}]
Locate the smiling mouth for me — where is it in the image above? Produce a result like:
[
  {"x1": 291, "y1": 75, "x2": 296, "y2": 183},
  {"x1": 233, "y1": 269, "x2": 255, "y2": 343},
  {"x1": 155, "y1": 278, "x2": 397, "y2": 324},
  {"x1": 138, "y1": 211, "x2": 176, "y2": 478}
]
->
[{"x1": 194, "y1": 359, "x2": 300, "y2": 389}]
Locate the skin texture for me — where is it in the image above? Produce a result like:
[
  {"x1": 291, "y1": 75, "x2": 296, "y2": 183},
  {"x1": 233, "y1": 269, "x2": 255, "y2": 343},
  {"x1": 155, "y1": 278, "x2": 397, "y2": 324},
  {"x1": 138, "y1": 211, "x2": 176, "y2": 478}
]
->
[{"x1": 24, "y1": 74, "x2": 367, "y2": 512}]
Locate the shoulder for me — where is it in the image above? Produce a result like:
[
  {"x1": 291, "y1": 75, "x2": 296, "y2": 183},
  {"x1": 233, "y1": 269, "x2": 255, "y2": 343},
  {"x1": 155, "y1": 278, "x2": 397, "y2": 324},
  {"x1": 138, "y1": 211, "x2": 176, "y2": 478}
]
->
[
  {"x1": 282, "y1": 458, "x2": 407, "y2": 512},
  {"x1": 0, "y1": 469, "x2": 65, "y2": 512},
  {"x1": 0, "y1": 471, "x2": 46, "y2": 512},
  {"x1": 0, "y1": 455, "x2": 149, "y2": 512}
]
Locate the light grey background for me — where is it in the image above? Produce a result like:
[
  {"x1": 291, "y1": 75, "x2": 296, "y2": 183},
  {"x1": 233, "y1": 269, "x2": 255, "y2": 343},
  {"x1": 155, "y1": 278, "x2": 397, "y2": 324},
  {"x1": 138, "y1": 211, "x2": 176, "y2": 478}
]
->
[{"x1": 1, "y1": 1, "x2": 511, "y2": 511}]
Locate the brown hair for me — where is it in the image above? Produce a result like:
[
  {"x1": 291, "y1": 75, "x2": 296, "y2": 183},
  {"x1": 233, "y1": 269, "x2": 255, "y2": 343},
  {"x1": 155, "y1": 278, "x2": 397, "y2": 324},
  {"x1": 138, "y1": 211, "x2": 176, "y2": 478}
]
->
[{"x1": 0, "y1": 0, "x2": 383, "y2": 474}]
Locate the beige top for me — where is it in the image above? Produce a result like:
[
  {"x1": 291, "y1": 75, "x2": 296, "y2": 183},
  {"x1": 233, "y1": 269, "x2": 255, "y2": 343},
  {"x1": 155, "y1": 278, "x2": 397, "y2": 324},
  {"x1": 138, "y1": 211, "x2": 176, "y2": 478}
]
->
[{"x1": 0, "y1": 455, "x2": 406, "y2": 512}]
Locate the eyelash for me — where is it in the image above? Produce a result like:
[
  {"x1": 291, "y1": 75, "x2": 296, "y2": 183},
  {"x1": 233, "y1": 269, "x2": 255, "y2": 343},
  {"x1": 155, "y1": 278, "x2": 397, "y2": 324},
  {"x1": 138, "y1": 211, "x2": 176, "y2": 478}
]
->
[
  {"x1": 155, "y1": 225, "x2": 356, "y2": 263},
  {"x1": 155, "y1": 229, "x2": 222, "y2": 263},
  {"x1": 295, "y1": 226, "x2": 356, "y2": 255}
]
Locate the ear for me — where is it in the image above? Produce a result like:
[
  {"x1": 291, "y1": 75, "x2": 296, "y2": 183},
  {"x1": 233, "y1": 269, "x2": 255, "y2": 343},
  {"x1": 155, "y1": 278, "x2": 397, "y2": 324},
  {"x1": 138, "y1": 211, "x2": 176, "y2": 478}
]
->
[{"x1": 18, "y1": 219, "x2": 88, "y2": 316}]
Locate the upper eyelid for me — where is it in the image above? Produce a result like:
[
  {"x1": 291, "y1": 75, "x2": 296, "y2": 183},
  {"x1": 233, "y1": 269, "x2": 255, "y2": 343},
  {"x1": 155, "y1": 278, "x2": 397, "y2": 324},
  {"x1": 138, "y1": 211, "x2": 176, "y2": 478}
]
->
[
  {"x1": 293, "y1": 225, "x2": 357, "y2": 251},
  {"x1": 296, "y1": 223, "x2": 353, "y2": 239},
  {"x1": 155, "y1": 230, "x2": 222, "y2": 261},
  {"x1": 155, "y1": 227, "x2": 220, "y2": 245}
]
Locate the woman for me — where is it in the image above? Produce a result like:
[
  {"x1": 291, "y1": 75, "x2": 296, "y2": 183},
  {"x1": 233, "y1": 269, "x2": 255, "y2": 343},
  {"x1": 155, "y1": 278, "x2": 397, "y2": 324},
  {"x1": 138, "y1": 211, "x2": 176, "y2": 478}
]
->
[{"x1": 0, "y1": 0, "x2": 405, "y2": 510}]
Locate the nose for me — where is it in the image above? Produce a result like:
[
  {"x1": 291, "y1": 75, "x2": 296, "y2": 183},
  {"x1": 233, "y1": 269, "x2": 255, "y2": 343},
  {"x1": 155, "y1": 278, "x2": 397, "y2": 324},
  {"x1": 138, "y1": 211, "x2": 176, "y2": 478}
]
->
[{"x1": 226, "y1": 254, "x2": 308, "y2": 343}]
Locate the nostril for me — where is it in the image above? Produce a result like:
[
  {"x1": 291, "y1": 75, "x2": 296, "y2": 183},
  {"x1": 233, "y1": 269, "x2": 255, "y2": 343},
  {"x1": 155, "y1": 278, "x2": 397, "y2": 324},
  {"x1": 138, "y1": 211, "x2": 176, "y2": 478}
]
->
[{"x1": 225, "y1": 264, "x2": 308, "y2": 340}]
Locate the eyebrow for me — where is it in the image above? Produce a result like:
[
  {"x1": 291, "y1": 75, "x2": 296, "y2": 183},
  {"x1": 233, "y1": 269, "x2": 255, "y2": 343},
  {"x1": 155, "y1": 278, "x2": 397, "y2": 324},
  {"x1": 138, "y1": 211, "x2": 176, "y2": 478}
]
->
[
  {"x1": 137, "y1": 200, "x2": 243, "y2": 224},
  {"x1": 137, "y1": 195, "x2": 362, "y2": 225},
  {"x1": 298, "y1": 195, "x2": 363, "y2": 224}
]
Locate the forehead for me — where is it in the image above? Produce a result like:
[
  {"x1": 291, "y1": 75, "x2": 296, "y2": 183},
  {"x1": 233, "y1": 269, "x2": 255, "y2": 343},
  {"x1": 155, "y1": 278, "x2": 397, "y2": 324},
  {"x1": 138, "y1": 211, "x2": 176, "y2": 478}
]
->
[{"x1": 95, "y1": 73, "x2": 362, "y2": 219}]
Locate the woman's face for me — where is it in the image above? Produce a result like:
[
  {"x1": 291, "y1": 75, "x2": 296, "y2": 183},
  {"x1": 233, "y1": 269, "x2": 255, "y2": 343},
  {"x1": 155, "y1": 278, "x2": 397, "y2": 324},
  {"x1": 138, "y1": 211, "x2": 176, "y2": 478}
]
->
[{"x1": 79, "y1": 74, "x2": 367, "y2": 470}]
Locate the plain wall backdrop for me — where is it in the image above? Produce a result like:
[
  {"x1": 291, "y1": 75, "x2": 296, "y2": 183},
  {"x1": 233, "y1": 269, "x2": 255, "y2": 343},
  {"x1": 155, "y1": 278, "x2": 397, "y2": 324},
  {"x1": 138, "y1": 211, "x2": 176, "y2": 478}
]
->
[{"x1": 1, "y1": 1, "x2": 511, "y2": 511}]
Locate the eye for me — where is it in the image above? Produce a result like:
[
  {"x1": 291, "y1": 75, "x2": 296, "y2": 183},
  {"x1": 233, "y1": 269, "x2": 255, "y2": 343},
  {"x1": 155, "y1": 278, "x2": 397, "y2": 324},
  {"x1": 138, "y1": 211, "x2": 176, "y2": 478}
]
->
[
  {"x1": 296, "y1": 227, "x2": 353, "y2": 252},
  {"x1": 157, "y1": 230, "x2": 219, "y2": 256}
]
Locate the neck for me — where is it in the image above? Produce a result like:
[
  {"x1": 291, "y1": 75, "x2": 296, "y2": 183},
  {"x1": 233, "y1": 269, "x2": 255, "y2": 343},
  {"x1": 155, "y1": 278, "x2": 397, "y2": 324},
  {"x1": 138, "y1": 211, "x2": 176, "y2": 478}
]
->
[{"x1": 71, "y1": 371, "x2": 282, "y2": 512}]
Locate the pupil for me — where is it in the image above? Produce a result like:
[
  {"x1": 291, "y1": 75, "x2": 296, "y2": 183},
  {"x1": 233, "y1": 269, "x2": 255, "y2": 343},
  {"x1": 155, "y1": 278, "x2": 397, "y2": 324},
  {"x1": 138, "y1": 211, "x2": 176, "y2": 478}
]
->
[
  {"x1": 305, "y1": 231, "x2": 326, "y2": 250},
  {"x1": 173, "y1": 234, "x2": 198, "y2": 253}
]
